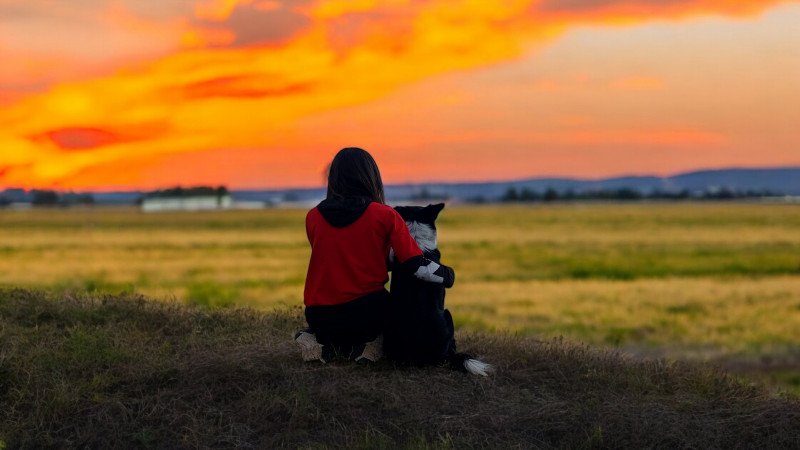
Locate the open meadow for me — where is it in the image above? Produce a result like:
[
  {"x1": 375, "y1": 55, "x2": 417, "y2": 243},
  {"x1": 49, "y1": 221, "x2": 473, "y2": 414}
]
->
[{"x1": 2, "y1": 203, "x2": 799, "y2": 392}]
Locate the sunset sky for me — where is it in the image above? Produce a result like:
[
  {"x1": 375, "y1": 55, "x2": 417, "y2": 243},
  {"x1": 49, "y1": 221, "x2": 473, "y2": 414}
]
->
[{"x1": 1, "y1": 0, "x2": 798, "y2": 190}]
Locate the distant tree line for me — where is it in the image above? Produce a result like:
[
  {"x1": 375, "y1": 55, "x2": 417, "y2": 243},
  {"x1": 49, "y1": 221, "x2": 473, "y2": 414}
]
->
[
  {"x1": 499, "y1": 187, "x2": 784, "y2": 203},
  {"x1": 0, "y1": 190, "x2": 95, "y2": 207},
  {"x1": 409, "y1": 187, "x2": 450, "y2": 201},
  {"x1": 142, "y1": 186, "x2": 229, "y2": 200},
  {"x1": 36, "y1": 191, "x2": 95, "y2": 206}
]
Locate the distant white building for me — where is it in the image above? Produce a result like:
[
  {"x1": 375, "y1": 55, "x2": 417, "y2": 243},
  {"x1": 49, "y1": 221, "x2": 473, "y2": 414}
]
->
[{"x1": 141, "y1": 194, "x2": 233, "y2": 212}]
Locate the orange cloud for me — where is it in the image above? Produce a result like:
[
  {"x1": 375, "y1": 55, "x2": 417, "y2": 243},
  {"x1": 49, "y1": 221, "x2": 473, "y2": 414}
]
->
[
  {"x1": 37, "y1": 128, "x2": 124, "y2": 151},
  {"x1": 535, "y1": 0, "x2": 786, "y2": 22},
  {"x1": 0, "y1": 0, "x2": 794, "y2": 189},
  {"x1": 609, "y1": 76, "x2": 664, "y2": 91}
]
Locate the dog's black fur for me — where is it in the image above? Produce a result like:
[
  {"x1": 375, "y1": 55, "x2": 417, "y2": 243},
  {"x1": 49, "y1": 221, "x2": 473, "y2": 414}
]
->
[{"x1": 384, "y1": 204, "x2": 491, "y2": 375}]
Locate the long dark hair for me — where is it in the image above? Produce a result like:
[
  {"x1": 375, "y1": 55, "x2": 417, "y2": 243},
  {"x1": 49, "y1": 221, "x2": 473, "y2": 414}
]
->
[{"x1": 326, "y1": 147, "x2": 385, "y2": 204}]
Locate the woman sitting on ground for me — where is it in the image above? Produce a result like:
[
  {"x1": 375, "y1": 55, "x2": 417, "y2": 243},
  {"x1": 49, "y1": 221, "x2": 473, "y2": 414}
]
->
[{"x1": 295, "y1": 147, "x2": 455, "y2": 363}]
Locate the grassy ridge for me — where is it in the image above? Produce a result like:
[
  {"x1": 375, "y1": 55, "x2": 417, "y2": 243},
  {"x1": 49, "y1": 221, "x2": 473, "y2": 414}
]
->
[{"x1": 1, "y1": 288, "x2": 799, "y2": 448}]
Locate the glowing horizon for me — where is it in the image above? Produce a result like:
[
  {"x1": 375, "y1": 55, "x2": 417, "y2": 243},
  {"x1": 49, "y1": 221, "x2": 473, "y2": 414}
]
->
[{"x1": 1, "y1": 0, "x2": 799, "y2": 190}]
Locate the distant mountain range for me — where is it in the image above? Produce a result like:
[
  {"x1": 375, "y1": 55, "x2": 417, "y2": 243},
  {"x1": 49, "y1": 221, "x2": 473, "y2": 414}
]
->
[
  {"x1": 3, "y1": 167, "x2": 799, "y2": 205},
  {"x1": 233, "y1": 166, "x2": 800, "y2": 203}
]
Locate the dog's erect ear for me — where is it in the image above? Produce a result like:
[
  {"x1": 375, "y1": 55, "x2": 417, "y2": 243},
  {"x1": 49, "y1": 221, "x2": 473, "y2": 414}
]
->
[
  {"x1": 423, "y1": 203, "x2": 445, "y2": 222},
  {"x1": 394, "y1": 205, "x2": 415, "y2": 221}
]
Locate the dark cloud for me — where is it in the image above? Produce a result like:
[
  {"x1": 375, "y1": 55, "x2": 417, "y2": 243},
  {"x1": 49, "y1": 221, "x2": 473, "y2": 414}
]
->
[
  {"x1": 120, "y1": 1, "x2": 197, "y2": 21},
  {"x1": 226, "y1": 3, "x2": 311, "y2": 46},
  {"x1": 0, "y1": 4, "x2": 41, "y2": 19},
  {"x1": 190, "y1": 1, "x2": 315, "y2": 47},
  {"x1": 536, "y1": 0, "x2": 692, "y2": 12},
  {"x1": 0, "y1": 81, "x2": 50, "y2": 100}
]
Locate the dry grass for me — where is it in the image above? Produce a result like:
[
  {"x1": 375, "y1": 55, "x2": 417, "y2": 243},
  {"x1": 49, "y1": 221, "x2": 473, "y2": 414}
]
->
[{"x1": 2, "y1": 288, "x2": 799, "y2": 449}]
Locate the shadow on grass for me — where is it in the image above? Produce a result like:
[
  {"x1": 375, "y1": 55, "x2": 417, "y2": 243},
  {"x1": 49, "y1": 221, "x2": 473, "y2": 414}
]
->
[{"x1": 1, "y1": 288, "x2": 798, "y2": 448}]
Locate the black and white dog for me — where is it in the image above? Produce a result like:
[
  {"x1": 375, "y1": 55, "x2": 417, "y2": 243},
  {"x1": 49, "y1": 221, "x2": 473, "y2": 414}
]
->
[{"x1": 384, "y1": 203, "x2": 493, "y2": 376}]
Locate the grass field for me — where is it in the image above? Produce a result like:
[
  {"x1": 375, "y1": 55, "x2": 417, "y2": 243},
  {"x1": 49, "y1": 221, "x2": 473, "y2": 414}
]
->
[
  {"x1": 2, "y1": 289, "x2": 799, "y2": 448},
  {"x1": 1, "y1": 203, "x2": 799, "y2": 391}
]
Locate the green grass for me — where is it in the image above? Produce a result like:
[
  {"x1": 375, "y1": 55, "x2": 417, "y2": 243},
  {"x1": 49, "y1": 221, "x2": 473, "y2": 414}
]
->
[
  {"x1": 2, "y1": 288, "x2": 799, "y2": 448},
  {"x1": 1, "y1": 203, "x2": 799, "y2": 391}
]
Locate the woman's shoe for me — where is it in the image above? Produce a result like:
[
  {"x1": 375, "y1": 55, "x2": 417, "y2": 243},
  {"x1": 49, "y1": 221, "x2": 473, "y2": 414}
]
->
[
  {"x1": 354, "y1": 335, "x2": 383, "y2": 364},
  {"x1": 294, "y1": 330, "x2": 327, "y2": 363}
]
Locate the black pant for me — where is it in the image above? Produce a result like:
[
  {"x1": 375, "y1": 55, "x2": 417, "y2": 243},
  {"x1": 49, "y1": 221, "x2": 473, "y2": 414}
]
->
[{"x1": 305, "y1": 289, "x2": 388, "y2": 348}]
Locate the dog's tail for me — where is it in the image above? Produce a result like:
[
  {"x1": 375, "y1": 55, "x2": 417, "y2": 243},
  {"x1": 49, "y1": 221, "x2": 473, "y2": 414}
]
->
[{"x1": 447, "y1": 353, "x2": 494, "y2": 377}]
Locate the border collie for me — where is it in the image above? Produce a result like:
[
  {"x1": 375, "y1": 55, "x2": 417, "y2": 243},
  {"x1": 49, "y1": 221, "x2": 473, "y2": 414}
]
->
[{"x1": 384, "y1": 203, "x2": 493, "y2": 376}]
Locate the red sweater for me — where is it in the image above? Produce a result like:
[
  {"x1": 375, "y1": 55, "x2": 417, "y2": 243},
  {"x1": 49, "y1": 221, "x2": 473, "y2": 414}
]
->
[{"x1": 304, "y1": 202, "x2": 422, "y2": 306}]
